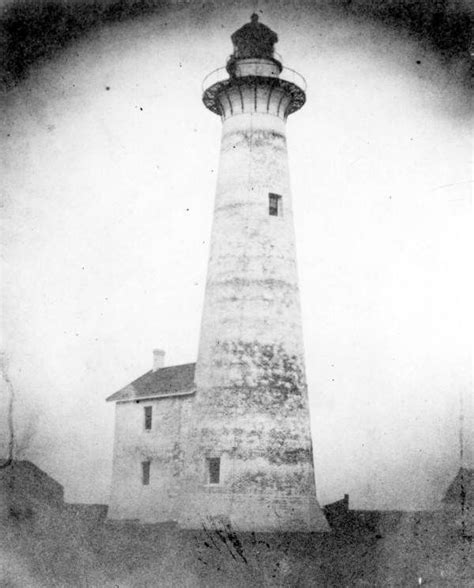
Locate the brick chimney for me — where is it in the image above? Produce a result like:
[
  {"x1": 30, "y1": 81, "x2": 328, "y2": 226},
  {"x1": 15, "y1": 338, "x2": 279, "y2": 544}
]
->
[{"x1": 153, "y1": 349, "x2": 165, "y2": 371}]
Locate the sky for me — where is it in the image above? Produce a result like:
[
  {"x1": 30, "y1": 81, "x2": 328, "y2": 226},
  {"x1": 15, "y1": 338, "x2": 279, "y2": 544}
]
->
[{"x1": 1, "y1": 0, "x2": 472, "y2": 509}]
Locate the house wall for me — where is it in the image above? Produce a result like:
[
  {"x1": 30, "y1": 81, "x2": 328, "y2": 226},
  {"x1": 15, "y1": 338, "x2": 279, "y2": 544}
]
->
[{"x1": 107, "y1": 395, "x2": 194, "y2": 523}]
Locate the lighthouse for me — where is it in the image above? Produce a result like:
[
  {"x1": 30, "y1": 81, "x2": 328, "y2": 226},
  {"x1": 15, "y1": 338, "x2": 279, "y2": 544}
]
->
[
  {"x1": 179, "y1": 14, "x2": 328, "y2": 532},
  {"x1": 106, "y1": 15, "x2": 328, "y2": 533}
]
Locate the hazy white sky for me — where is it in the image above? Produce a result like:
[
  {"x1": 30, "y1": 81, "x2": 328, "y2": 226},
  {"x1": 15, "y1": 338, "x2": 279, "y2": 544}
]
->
[{"x1": 1, "y1": 2, "x2": 472, "y2": 508}]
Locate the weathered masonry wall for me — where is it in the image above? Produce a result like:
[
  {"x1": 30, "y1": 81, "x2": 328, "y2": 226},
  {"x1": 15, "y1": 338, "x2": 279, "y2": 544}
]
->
[
  {"x1": 179, "y1": 388, "x2": 323, "y2": 531},
  {"x1": 108, "y1": 396, "x2": 194, "y2": 523},
  {"x1": 195, "y1": 111, "x2": 304, "y2": 390}
]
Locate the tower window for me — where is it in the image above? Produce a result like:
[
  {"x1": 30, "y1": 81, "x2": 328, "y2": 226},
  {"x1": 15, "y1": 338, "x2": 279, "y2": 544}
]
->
[
  {"x1": 207, "y1": 457, "x2": 221, "y2": 485},
  {"x1": 142, "y1": 460, "x2": 150, "y2": 485},
  {"x1": 269, "y1": 193, "x2": 282, "y2": 216},
  {"x1": 144, "y1": 406, "x2": 152, "y2": 430}
]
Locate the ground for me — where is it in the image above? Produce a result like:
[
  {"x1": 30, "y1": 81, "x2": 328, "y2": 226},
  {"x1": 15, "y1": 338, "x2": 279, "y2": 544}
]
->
[{"x1": 0, "y1": 507, "x2": 472, "y2": 587}]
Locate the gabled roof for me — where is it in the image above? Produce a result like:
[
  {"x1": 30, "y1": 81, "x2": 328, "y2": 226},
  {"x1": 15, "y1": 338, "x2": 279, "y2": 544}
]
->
[
  {"x1": 106, "y1": 363, "x2": 196, "y2": 403},
  {"x1": 442, "y1": 467, "x2": 474, "y2": 505}
]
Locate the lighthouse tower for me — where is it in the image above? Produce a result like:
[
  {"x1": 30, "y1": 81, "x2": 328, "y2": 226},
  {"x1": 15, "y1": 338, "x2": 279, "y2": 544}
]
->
[{"x1": 179, "y1": 15, "x2": 328, "y2": 532}]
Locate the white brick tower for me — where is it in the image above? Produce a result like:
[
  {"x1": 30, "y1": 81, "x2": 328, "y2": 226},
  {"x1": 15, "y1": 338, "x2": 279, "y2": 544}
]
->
[{"x1": 179, "y1": 15, "x2": 328, "y2": 532}]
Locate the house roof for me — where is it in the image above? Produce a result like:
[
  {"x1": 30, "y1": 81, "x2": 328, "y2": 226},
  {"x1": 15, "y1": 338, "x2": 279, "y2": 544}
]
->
[
  {"x1": 106, "y1": 363, "x2": 196, "y2": 403},
  {"x1": 442, "y1": 467, "x2": 474, "y2": 505}
]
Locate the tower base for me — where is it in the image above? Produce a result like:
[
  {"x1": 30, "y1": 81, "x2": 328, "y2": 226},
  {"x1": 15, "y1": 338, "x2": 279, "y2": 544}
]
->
[{"x1": 178, "y1": 493, "x2": 330, "y2": 532}]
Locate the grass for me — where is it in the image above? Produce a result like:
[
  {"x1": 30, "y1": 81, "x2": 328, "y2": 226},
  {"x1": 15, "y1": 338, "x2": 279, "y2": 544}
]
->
[{"x1": 0, "y1": 506, "x2": 472, "y2": 587}]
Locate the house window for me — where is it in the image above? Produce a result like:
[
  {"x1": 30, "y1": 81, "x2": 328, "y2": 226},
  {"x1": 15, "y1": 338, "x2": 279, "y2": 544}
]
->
[
  {"x1": 269, "y1": 193, "x2": 282, "y2": 216},
  {"x1": 142, "y1": 460, "x2": 150, "y2": 485},
  {"x1": 207, "y1": 457, "x2": 220, "y2": 485},
  {"x1": 144, "y1": 406, "x2": 152, "y2": 430}
]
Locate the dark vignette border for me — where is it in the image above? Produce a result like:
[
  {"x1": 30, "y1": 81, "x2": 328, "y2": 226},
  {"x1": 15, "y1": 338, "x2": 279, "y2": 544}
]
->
[{"x1": 0, "y1": 0, "x2": 472, "y2": 92}]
